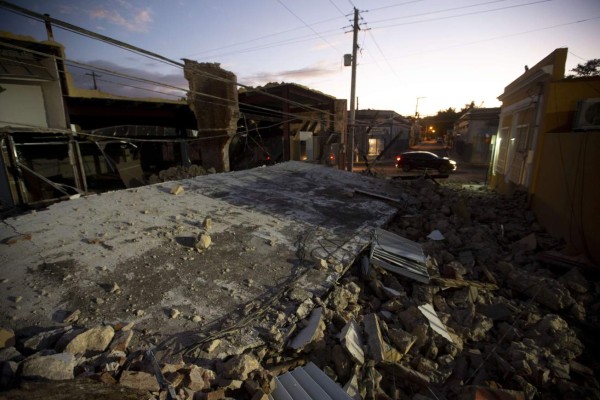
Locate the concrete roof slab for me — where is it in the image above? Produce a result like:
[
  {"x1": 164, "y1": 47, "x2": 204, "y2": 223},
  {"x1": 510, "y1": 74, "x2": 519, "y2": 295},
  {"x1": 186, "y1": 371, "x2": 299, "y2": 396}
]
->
[{"x1": 0, "y1": 161, "x2": 401, "y2": 349}]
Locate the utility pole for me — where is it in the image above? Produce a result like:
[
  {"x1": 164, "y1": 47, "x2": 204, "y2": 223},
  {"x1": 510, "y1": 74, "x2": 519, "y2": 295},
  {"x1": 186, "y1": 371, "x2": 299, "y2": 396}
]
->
[
  {"x1": 85, "y1": 71, "x2": 101, "y2": 90},
  {"x1": 348, "y1": 7, "x2": 359, "y2": 172}
]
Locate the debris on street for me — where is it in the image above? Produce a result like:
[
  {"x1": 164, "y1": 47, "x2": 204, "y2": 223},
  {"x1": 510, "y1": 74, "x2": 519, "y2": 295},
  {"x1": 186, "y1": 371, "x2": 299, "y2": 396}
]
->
[{"x1": 0, "y1": 163, "x2": 598, "y2": 399}]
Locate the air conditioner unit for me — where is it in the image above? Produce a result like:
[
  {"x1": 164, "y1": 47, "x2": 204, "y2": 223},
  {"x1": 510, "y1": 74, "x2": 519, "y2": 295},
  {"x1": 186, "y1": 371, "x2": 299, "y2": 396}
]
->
[{"x1": 574, "y1": 98, "x2": 600, "y2": 131}]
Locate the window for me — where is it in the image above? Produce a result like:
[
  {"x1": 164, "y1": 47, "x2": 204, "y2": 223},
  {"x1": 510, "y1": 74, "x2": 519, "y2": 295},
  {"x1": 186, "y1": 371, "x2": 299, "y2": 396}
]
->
[
  {"x1": 368, "y1": 138, "x2": 384, "y2": 155},
  {"x1": 495, "y1": 127, "x2": 510, "y2": 174}
]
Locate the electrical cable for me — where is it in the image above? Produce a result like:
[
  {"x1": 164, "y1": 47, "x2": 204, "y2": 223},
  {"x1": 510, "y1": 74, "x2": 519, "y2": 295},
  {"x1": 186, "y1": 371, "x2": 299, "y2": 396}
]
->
[
  {"x1": 1, "y1": 41, "x2": 338, "y2": 128},
  {"x1": 368, "y1": 0, "x2": 551, "y2": 30},
  {"x1": 278, "y1": 0, "x2": 343, "y2": 54},
  {"x1": 0, "y1": 1, "x2": 342, "y2": 119}
]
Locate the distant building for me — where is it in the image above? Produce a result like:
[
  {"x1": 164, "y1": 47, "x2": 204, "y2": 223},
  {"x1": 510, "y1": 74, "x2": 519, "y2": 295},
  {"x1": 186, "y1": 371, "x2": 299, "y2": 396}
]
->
[
  {"x1": 490, "y1": 48, "x2": 600, "y2": 264},
  {"x1": 452, "y1": 107, "x2": 500, "y2": 164},
  {"x1": 353, "y1": 110, "x2": 412, "y2": 162},
  {"x1": 238, "y1": 83, "x2": 346, "y2": 168}
]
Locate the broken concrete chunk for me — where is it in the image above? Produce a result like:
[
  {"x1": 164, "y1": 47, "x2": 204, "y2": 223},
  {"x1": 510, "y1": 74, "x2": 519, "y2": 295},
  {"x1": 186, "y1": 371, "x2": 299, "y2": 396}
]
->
[
  {"x1": 63, "y1": 325, "x2": 115, "y2": 356},
  {"x1": 109, "y1": 282, "x2": 121, "y2": 294},
  {"x1": 427, "y1": 230, "x2": 445, "y2": 241},
  {"x1": 119, "y1": 370, "x2": 160, "y2": 391},
  {"x1": 559, "y1": 268, "x2": 590, "y2": 294},
  {"x1": 0, "y1": 328, "x2": 15, "y2": 349},
  {"x1": 318, "y1": 259, "x2": 328, "y2": 270},
  {"x1": 196, "y1": 233, "x2": 212, "y2": 250},
  {"x1": 184, "y1": 365, "x2": 216, "y2": 391},
  {"x1": 295, "y1": 299, "x2": 314, "y2": 320},
  {"x1": 21, "y1": 352, "x2": 76, "y2": 380},
  {"x1": 170, "y1": 185, "x2": 185, "y2": 195},
  {"x1": 0, "y1": 346, "x2": 23, "y2": 363},
  {"x1": 330, "y1": 286, "x2": 352, "y2": 311},
  {"x1": 108, "y1": 329, "x2": 133, "y2": 353},
  {"x1": 23, "y1": 326, "x2": 72, "y2": 353},
  {"x1": 338, "y1": 320, "x2": 364, "y2": 364},
  {"x1": 387, "y1": 328, "x2": 417, "y2": 355},
  {"x1": 288, "y1": 287, "x2": 312, "y2": 302},
  {"x1": 62, "y1": 309, "x2": 81, "y2": 324},
  {"x1": 363, "y1": 313, "x2": 386, "y2": 363},
  {"x1": 504, "y1": 270, "x2": 574, "y2": 311},
  {"x1": 220, "y1": 353, "x2": 260, "y2": 381},
  {"x1": 289, "y1": 307, "x2": 324, "y2": 351}
]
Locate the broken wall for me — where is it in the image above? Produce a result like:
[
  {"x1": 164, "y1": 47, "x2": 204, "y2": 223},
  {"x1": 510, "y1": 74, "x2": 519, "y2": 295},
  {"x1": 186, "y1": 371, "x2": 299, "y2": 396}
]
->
[{"x1": 183, "y1": 60, "x2": 239, "y2": 172}]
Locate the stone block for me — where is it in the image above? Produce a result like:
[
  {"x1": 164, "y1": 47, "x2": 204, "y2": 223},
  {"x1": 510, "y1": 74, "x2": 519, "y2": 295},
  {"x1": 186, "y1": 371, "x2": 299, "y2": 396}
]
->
[
  {"x1": 21, "y1": 352, "x2": 76, "y2": 380},
  {"x1": 119, "y1": 370, "x2": 160, "y2": 392},
  {"x1": 0, "y1": 328, "x2": 15, "y2": 349}
]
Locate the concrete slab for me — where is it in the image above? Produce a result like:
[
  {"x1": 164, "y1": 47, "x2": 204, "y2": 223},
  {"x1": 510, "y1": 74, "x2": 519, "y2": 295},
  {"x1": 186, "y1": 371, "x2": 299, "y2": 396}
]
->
[{"x1": 0, "y1": 162, "x2": 400, "y2": 350}]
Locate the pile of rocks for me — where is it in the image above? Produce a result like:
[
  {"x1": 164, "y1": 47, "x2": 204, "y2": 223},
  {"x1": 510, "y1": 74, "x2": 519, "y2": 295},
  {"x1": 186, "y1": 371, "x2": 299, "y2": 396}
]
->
[
  {"x1": 148, "y1": 165, "x2": 214, "y2": 184},
  {"x1": 1, "y1": 178, "x2": 598, "y2": 399}
]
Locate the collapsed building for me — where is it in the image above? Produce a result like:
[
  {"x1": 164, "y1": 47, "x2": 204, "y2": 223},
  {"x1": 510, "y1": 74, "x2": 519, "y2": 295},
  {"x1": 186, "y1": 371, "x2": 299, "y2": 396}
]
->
[
  {"x1": 0, "y1": 31, "x2": 348, "y2": 211},
  {"x1": 1, "y1": 161, "x2": 599, "y2": 399}
]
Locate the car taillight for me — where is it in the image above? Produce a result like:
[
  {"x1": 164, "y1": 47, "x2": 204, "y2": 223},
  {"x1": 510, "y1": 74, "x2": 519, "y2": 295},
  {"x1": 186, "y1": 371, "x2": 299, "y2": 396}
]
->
[
  {"x1": 396, "y1": 156, "x2": 401, "y2": 161},
  {"x1": 330, "y1": 154, "x2": 335, "y2": 161}
]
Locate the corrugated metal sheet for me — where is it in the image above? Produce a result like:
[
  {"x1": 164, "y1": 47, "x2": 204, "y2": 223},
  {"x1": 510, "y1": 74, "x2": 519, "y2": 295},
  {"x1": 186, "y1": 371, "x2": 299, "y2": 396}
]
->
[
  {"x1": 370, "y1": 228, "x2": 429, "y2": 283},
  {"x1": 270, "y1": 362, "x2": 353, "y2": 400}
]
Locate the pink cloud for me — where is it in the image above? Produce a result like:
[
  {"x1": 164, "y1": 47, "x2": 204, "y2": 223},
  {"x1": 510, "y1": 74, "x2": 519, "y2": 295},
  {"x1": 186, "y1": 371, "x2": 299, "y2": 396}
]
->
[{"x1": 90, "y1": 7, "x2": 153, "y2": 32}]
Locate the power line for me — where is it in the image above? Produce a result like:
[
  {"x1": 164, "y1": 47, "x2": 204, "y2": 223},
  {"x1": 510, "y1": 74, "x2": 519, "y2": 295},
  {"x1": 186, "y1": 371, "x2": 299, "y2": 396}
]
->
[
  {"x1": 183, "y1": 14, "x2": 346, "y2": 59},
  {"x1": 276, "y1": 0, "x2": 343, "y2": 54},
  {"x1": 369, "y1": 0, "x2": 551, "y2": 30},
  {"x1": 366, "y1": 0, "x2": 511, "y2": 24},
  {"x1": 0, "y1": 1, "x2": 341, "y2": 119},
  {"x1": 398, "y1": 16, "x2": 600, "y2": 60},
  {"x1": 1, "y1": 41, "x2": 338, "y2": 129},
  {"x1": 327, "y1": 0, "x2": 350, "y2": 18},
  {"x1": 364, "y1": 0, "x2": 425, "y2": 13}
]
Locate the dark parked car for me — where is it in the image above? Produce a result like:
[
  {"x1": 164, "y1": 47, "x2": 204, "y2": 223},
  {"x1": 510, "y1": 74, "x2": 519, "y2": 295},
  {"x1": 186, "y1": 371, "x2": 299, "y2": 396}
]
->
[{"x1": 395, "y1": 151, "x2": 457, "y2": 173}]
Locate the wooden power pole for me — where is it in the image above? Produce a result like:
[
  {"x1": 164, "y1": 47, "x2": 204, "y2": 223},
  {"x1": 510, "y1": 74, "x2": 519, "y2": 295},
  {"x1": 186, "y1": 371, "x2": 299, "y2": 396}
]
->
[{"x1": 348, "y1": 7, "x2": 359, "y2": 172}]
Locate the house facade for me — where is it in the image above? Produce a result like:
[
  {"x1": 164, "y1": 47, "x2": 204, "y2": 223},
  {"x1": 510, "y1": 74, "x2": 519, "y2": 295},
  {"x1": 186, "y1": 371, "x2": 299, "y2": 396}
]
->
[
  {"x1": 490, "y1": 48, "x2": 600, "y2": 264},
  {"x1": 353, "y1": 110, "x2": 412, "y2": 162},
  {"x1": 452, "y1": 107, "x2": 500, "y2": 164}
]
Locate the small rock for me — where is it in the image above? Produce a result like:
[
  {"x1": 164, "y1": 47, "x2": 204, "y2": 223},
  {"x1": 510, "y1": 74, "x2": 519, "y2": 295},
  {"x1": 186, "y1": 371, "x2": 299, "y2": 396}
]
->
[
  {"x1": 108, "y1": 329, "x2": 133, "y2": 352},
  {"x1": 170, "y1": 308, "x2": 181, "y2": 319},
  {"x1": 203, "y1": 217, "x2": 212, "y2": 230},
  {"x1": 23, "y1": 326, "x2": 72, "y2": 352},
  {"x1": 0, "y1": 328, "x2": 15, "y2": 349},
  {"x1": 109, "y1": 282, "x2": 121, "y2": 294},
  {"x1": 62, "y1": 309, "x2": 81, "y2": 324},
  {"x1": 63, "y1": 325, "x2": 115, "y2": 356},
  {"x1": 220, "y1": 354, "x2": 260, "y2": 380},
  {"x1": 196, "y1": 233, "x2": 211, "y2": 250},
  {"x1": 0, "y1": 347, "x2": 23, "y2": 362},
  {"x1": 21, "y1": 352, "x2": 76, "y2": 380},
  {"x1": 183, "y1": 365, "x2": 216, "y2": 391},
  {"x1": 119, "y1": 370, "x2": 160, "y2": 391},
  {"x1": 170, "y1": 185, "x2": 185, "y2": 195},
  {"x1": 192, "y1": 315, "x2": 202, "y2": 323}
]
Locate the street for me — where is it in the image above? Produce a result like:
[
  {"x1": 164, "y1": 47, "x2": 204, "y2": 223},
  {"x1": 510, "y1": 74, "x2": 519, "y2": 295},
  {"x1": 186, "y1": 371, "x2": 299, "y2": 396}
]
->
[{"x1": 352, "y1": 140, "x2": 491, "y2": 185}]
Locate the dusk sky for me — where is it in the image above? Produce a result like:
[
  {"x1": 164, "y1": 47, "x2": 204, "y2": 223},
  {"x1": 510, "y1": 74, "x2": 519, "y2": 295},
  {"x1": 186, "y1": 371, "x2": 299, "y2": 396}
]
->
[{"x1": 1, "y1": 0, "x2": 599, "y2": 117}]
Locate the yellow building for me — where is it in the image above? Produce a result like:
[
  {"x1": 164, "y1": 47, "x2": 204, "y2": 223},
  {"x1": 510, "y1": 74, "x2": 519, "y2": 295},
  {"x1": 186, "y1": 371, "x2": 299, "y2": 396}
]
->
[{"x1": 490, "y1": 48, "x2": 600, "y2": 264}]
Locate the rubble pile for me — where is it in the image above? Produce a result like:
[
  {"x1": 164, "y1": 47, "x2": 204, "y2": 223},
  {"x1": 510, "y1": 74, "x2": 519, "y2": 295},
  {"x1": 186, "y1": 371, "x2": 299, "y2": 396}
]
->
[
  {"x1": 148, "y1": 165, "x2": 213, "y2": 183},
  {"x1": 1, "y1": 178, "x2": 599, "y2": 399}
]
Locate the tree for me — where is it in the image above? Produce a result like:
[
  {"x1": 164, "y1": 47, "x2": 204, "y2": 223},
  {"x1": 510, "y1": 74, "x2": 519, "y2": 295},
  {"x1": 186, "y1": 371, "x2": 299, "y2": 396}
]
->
[{"x1": 568, "y1": 59, "x2": 600, "y2": 78}]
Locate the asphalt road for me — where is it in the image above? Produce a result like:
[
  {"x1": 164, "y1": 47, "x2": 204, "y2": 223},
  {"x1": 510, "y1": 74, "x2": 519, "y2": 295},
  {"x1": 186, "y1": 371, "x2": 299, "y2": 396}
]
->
[{"x1": 351, "y1": 141, "x2": 491, "y2": 185}]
